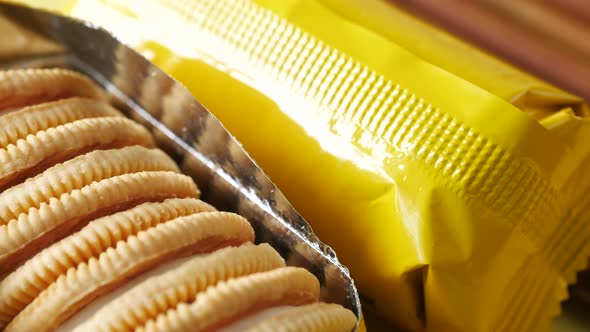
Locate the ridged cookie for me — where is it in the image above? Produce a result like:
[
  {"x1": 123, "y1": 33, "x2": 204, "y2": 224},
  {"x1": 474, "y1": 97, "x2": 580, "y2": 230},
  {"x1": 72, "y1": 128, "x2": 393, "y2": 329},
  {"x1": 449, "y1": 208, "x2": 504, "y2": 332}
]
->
[
  {"x1": 138, "y1": 267, "x2": 320, "y2": 332},
  {"x1": 0, "y1": 117, "x2": 154, "y2": 192},
  {"x1": 0, "y1": 171, "x2": 199, "y2": 273},
  {"x1": 0, "y1": 146, "x2": 179, "y2": 223},
  {"x1": 0, "y1": 98, "x2": 121, "y2": 149},
  {"x1": 0, "y1": 69, "x2": 104, "y2": 112},
  {"x1": 0, "y1": 198, "x2": 214, "y2": 328},
  {"x1": 5, "y1": 211, "x2": 255, "y2": 332},
  {"x1": 76, "y1": 243, "x2": 285, "y2": 332},
  {"x1": 245, "y1": 303, "x2": 357, "y2": 332}
]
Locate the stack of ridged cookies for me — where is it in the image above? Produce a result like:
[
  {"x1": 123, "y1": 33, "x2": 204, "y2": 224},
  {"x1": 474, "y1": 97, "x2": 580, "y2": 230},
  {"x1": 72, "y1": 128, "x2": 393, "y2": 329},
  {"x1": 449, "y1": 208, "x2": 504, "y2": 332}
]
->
[{"x1": 0, "y1": 68, "x2": 357, "y2": 332}]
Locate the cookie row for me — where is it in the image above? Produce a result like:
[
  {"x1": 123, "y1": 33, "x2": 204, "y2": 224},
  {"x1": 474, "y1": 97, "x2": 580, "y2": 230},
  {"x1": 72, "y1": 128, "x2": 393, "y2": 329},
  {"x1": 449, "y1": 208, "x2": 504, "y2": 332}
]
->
[{"x1": 0, "y1": 68, "x2": 357, "y2": 332}]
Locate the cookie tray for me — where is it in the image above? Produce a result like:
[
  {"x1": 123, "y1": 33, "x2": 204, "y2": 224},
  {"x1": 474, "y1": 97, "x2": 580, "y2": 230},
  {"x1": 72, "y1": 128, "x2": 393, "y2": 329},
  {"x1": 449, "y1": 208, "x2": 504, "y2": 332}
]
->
[{"x1": 0, "y1": 2, "x2": 361, "y2": 330}]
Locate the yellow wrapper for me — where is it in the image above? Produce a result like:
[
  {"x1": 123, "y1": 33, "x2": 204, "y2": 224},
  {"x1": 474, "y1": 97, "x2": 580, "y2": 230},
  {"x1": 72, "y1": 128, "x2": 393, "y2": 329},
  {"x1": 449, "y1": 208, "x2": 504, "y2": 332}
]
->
[
  {"x1": 311, "y1": 0, "x2": 590, "y2": 291},
  {"x1": 15, "y1": 0, "x2": 590, "y2": 331}
]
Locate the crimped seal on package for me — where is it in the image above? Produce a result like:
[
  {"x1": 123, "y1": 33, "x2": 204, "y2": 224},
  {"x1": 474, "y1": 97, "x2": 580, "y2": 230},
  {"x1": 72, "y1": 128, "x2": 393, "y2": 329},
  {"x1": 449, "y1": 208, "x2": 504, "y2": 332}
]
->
[
  {"x1": 317, "y1": 0, "x2": 590, "y2": 285},
  {"x1": 52, "y1": 0, "x2": 590, "y2": 331}
]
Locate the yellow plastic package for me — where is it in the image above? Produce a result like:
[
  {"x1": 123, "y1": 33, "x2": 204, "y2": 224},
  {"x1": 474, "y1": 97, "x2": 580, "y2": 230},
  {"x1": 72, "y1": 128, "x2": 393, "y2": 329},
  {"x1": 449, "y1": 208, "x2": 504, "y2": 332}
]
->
[
  {"x1": 14, "y1": 0, "x2": 590, "y2": 331},
  {"x1": 313, "y1": 0, "x2": 590, "y2": 286},
  {"x1": 310, "y1": 3, "x2": 590, "y2": 262}
]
